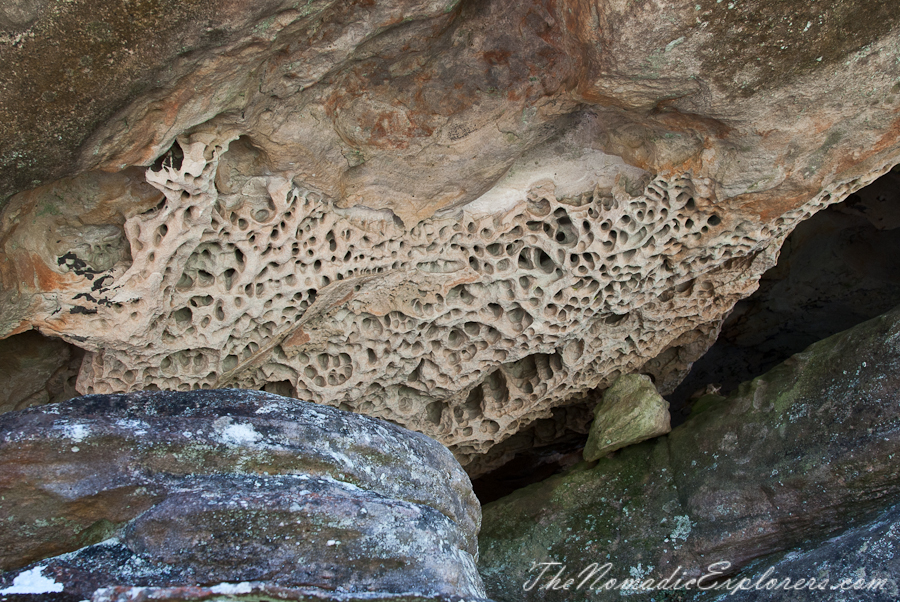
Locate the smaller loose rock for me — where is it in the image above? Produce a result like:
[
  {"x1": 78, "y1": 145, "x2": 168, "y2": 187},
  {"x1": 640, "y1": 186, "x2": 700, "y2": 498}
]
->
[{"x1": 583, "y1": 373, "x2": 671, "y2": 461}]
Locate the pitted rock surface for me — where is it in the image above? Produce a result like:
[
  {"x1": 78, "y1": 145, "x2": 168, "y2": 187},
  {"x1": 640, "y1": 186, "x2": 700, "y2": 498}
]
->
[
  {"x1": 0, "y1": 389, "x2": 486, "y2": 601},
  {"x1": 3, "y1": 135, "x2": 893, "y2": 472},
  {"x1": 3, "y1": 0, "x2": 900, "y2": 469},
  {"x1": 672, "y1": 169, "x2": 900, "y2": 411}
]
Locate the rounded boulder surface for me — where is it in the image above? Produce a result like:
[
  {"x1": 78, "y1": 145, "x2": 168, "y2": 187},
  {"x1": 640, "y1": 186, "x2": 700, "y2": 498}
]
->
[{"x1": 0, "y1": 389, "x2": 486, "y2": 600}]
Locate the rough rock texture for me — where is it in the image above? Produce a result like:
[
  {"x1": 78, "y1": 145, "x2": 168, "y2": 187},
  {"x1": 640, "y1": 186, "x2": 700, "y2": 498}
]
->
[
  {"x1": 0, "y1": 389, "x2": 486, "y2": 601},
  {"x1": 478, "y1": 302, "x2": 900, "y2": 601},
  {"x1": 86, "y1": 587, "x2": 491, "y2": 602},
  {"x1": 688, "y1": 500, "x2": 900, "y2": 601},
  {"x1": 89, "y1": 589, "x2": 492, "y2": 602},
  {"x1": 480, "y1": 166, "x2": 900, "y2": 482},
  {"x1": 583, "y1": 373, "x2": 670, "y2": 461},
  {"x1": 3, "y1": 0, "x2": 900, "y2": 468},
  {"x1": 0, "y1": 331, "x2": 83, "y2": 414}
]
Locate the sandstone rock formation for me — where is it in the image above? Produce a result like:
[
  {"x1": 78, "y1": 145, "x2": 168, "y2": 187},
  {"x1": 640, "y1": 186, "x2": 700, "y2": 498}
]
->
[
  {"x1": 583, "y1": 373, "x2": 670, "y2": 461},
  {"x1": 2, "y1": 0, "x2": 900, "y2": 470},
  {"x1": 479, "y1": 303, "x2": 900, "y2": 601},
  {"x1": 0, "y1": 389, "x2": 487, "y2": 601}
]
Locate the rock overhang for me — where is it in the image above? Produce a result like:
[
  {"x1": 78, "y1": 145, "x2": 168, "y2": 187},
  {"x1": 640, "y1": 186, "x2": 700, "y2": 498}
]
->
[{"x1": 2, "y1": 0, "x2": 900, "y2": 472}]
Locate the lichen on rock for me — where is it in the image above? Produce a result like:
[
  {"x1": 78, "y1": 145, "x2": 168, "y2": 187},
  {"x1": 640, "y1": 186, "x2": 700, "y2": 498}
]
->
[{"x1": 479, "y1": 302, "x2": 900, "y2": 601}]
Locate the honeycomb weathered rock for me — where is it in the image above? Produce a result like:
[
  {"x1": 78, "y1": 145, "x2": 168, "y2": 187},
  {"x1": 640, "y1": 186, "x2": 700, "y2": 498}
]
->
[
  {"x1": 5, "y1": 127, "x2": 893, "y2": 471},
  {"x1": 3, "y1": 0, "x2": 900, "y2": 473}
]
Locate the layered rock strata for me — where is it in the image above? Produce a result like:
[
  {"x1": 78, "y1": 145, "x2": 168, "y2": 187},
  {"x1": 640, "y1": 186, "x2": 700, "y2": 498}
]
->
[
  {"x1": 479, "y1": 303, "x2": 900, "y2": 601},
  {"x1": 0, "y1": 389, "x2": 487, "y2": 601},
  {"x1": 694, "y1": 501, "x2": 900, "y2": 602},
  {"x1": 2, "y1": 0, "x2": 900, "y2": 468}
]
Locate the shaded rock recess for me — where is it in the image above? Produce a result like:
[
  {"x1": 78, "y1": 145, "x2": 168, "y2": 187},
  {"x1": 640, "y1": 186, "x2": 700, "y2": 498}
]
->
[{"x1": 671, "y1": 165, "x2": 900, "y2": 419}]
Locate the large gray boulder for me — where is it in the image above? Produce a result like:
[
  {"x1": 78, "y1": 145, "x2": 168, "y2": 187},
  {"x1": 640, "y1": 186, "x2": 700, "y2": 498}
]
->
[{"x1": 0, "y1": 389, "x2": 488, "y2": 601}]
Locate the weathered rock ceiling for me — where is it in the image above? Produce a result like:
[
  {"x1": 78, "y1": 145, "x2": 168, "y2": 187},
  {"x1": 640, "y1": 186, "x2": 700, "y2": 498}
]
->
[{"x1": 2, "y1": 0, "x2": 900, "y2": 470}]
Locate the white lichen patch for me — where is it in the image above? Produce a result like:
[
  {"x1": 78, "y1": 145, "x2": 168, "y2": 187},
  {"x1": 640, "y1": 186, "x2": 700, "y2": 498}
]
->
[
  {"x1": 621, "y1": 563, "x2": 653, "y2": 595},
  {"x1": 213, "y1": 417, "x2": 262, "y2": 447},
  {"x1": 114, "y1": 419, "x2": 150, "y2": 434},
  {"x1": 0, "y1": 566, "x2": 64, "y2": 594},
  {"x1": 57, "y1": 422, "x2": 90, "y2": 442},
  {"x1": 669, "y1": 515, "x2": 692, "y2": 545},
  {"x1": 209, "y1": 582, "x2": 254, "y2": 594}
]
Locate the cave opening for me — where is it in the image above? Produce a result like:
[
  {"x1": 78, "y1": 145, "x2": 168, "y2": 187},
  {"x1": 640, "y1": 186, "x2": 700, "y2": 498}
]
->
[{"x1": 668, "y1": 165, "x2": 900, "y2": 425}]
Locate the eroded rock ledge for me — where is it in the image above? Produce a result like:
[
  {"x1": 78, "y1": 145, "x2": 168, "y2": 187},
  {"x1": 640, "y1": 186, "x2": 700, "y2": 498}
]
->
[{"x1": 2, "y1": 0, "x2": 900, "y2": 470}]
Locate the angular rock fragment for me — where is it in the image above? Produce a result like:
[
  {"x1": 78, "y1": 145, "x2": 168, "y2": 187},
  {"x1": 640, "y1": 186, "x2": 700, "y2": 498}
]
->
[
  {"x1": 479, "y1": 303, "x2": 900, "y2": 601},
  {"x1": 583, "y1": 373, "x2": 671, "y2": 461},
  {"x1": 0, "y1": 389, "x2": 487, "y2": 601}
]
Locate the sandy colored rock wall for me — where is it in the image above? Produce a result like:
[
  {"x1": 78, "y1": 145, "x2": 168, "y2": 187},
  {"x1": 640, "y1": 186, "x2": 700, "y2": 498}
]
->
[{"x1": 2, "y1": 0, "x2": 900, "y2": 468}]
